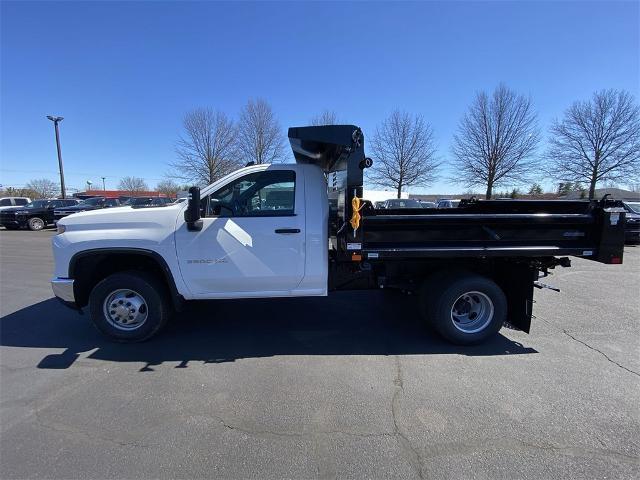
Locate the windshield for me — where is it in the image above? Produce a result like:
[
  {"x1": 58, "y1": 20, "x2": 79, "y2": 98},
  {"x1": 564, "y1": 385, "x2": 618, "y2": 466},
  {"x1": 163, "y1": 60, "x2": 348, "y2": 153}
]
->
[
  {"x1": 24, "y1": 200, "x2": 50, "y2": 209},
  {"x1": 625, "y1": 202, "x2": 640, "y2": 214}
]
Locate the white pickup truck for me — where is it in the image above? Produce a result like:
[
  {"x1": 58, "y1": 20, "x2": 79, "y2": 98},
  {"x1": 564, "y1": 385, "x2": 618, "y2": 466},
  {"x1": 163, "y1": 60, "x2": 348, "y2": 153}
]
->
[{"x1": 51, "y1": 126, "x2": 626, "y2": 345}]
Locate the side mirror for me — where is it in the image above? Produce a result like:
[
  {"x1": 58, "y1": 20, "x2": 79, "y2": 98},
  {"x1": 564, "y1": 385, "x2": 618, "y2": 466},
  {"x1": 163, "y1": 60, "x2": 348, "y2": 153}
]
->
[{"x1": 184, "y1": 186, "x2": 203, "y2": 231}]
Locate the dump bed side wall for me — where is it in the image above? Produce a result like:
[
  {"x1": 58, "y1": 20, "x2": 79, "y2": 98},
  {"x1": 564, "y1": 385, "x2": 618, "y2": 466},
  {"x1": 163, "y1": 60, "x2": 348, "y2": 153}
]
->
[{"x1": 361, "y1": 201, "x2": 625, "y2": 265}]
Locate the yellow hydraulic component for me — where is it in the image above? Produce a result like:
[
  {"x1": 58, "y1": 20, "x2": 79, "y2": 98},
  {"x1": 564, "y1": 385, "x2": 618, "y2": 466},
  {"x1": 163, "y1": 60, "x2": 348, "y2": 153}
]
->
[{"x1": 350, "y1": 196, "x2": 363, "y2": 236}]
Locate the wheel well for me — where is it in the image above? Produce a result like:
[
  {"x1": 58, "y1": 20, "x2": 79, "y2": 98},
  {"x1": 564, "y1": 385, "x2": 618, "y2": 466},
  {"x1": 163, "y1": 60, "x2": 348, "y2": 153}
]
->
[{"x1": 70, "y1": 250, "x2": 182, "y2": 309}]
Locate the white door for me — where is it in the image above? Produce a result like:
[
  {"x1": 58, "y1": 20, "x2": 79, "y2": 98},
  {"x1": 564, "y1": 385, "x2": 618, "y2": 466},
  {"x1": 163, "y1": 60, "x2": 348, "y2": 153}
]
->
[{"x1": 175, "y1": 168, "x2": 305, "y2": 296}]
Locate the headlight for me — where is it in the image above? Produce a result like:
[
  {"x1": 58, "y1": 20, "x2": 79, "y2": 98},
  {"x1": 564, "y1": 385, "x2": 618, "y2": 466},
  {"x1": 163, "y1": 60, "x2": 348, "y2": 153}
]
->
[
  {"x1": 15, "y1": 210, "x2": 28, "y2": 215},
  {"x1": 56, "y1": 224, "x2": 66, "y2": 234}
]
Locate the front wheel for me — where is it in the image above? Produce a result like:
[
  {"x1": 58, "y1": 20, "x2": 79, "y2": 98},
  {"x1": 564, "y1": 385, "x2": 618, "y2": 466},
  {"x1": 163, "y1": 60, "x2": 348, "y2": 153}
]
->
[
  {"x1": 88, "y1": 271, "x2": 172, "y2": 342},
  {"x1": 27, "y1": 217, "x2": 46, "y2": 231},
  {"x1": 421, "y1": 273, "x2": 507, "y2": 345}
]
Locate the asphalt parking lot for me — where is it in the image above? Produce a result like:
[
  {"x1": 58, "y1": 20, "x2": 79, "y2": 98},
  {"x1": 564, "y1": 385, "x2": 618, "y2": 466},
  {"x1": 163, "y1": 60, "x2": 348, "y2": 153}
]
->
[{"x1": 0, "y1": 229, "x2": 638, "y2": 479}]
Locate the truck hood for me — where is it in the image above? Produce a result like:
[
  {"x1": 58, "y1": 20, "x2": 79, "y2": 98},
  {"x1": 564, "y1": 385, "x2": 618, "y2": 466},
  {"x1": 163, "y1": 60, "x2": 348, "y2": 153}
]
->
[
  {"x1": 58, "y1": 203, "x2": 183, "y2": 231},
  {"x1": 0, "y1": 206, "x2": 24, "y2": 213}
]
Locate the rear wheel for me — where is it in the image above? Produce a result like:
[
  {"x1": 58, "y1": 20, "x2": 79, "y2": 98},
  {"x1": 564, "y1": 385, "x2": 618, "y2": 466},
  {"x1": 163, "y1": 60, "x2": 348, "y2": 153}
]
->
[
  {"x1": 420, "y1": 272, "x2": 506, "y2": 345},
  {"x1": 88, "y1": 271, "x2": 172, "y2": 342},
  {"x1": 27, "y1": 217, "x2": 45, "y2": 231}
]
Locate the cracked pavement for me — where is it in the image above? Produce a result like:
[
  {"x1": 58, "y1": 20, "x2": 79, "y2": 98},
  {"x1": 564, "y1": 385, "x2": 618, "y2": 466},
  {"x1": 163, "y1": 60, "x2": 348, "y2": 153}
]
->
[{"x1": 1, "y1": 230, "x2": 639, "y2": 479}]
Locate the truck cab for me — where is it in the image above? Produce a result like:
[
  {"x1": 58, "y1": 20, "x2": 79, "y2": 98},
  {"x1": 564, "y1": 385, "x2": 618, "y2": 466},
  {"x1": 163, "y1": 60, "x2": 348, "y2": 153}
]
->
[{"x1": 175, "y1": 163, "x2": 328, "y2": 297}]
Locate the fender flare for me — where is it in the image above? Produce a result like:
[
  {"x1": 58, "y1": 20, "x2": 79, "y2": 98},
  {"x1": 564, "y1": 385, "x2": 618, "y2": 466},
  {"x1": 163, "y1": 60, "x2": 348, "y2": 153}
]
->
[{"x1": 68, "y1": 247, "x2": 185, "y2": 310}]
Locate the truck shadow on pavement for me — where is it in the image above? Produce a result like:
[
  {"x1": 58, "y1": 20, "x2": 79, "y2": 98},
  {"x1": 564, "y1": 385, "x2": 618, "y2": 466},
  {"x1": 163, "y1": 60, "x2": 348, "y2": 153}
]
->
[{"x1": 0, "y1": 291, "x2": 537, "y2": 371}]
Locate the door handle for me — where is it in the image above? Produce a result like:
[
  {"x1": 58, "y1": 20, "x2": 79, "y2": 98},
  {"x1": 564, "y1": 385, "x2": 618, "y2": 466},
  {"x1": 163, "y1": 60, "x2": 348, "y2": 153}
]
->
[{"x1": 275, "y1": 228, "x2": 301, "y2": 234}]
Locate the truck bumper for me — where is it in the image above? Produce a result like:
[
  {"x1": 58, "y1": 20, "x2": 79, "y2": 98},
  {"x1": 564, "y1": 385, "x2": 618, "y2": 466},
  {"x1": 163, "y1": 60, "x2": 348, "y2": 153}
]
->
[{"x1": 51, "y1": 277, "x2": 79, "y2": 309}]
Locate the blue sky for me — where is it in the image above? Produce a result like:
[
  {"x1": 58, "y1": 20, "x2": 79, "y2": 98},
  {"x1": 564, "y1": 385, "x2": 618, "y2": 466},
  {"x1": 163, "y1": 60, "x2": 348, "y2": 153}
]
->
[{"x1": 1, "y1": 1, "x2": 638, "y2": 194}]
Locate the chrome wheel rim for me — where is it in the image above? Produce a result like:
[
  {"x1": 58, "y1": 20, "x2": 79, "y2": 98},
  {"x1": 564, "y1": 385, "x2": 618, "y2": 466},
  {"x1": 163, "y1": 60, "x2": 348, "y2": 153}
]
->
[
  {"x1": 31, "y1": 218, "x2": 44, "y2": 230},
  {"x1": 103, "y1": 289, "x2": 148, "y2": 331},
  {"x1": 450, "y1": 291, "x2": 494, "y2": 333}
]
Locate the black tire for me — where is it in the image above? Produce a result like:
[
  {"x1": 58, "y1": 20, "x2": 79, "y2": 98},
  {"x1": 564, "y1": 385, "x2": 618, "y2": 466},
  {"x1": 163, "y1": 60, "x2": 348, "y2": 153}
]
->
[
  {"x1": 3, "y1": 224, "x2": 20, "y2": 230},
  {"x1": 88, "y1": 271, "x2": 172, "y2": 342},
  {"x1": 420, "y1": 272, "x2": 507, "y2": 345},
  {"x1": 27, "y1": 217, "x2": 46, "y2": 231}
]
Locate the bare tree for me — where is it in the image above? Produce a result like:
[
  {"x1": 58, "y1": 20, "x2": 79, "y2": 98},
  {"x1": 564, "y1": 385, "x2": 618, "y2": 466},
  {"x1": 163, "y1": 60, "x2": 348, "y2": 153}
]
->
[
  {"x1": 118, "y1": 176, "x2": 148, "y2": 194},
  {"x1": 171, "y1": 108, "x2": 240, "y2": 186},
  {"x1": 237, "y1": 98, "x2": 285, "y2": 164},
  {"x1": 368, "y1": 110, "x2": 440, "y2": 198},
  {"x1": 26, "y1": 178, "x2": 58, "y2": 198},
  {"x1": 451, "y1": 84, "x2": 540, "y2": 199},
  {"x1": 310, "y1": 110, "x2": 338, "y2": 126},
  {"x1": 547, "y1": 89, "x2": 640, "y2": 199},
  {"x1": 156, "y1": 179, "x2": 182, "y2": 197}
]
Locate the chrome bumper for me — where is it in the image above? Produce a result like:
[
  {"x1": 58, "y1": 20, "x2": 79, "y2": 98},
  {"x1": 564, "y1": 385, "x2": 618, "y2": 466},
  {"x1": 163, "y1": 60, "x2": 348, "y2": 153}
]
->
[{"x1": 51, "y1": 277, "x2": 75, "y2": 302}]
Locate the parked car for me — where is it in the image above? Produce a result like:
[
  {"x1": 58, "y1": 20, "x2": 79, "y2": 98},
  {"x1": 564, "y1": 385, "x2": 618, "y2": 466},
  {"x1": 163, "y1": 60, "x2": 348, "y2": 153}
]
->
[
  {"x1": 419, "y1": 201, "x2": 437, "y2": 209},
  {"x1": 0, "y1": 198, "x2": 79, "y2": 230},
  {"x1": 0, "y1": 197, "x2": 31, "y2": 211},
  {"x1": 622, "y1": 201, "x2": 640, "y2": 243},
  {"x1": 436, "y1": 199, "x2": 461, "y2": 209},
  {"x1": 54, "y1": 197, "x2": 121, "y2": 221},
  {"x1": 380, "y1": 198, "x2": 423, "y2": 209},
  {"x1": 124, "y1": 197, "x2": 173, "y2": 207}
]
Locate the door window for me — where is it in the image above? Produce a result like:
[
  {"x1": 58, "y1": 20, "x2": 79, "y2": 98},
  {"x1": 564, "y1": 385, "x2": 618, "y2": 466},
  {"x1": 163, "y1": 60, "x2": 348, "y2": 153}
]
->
[
  {"x1": 14, "y1": 199, "x2": 28, "y2": 206},
  {"x1": 203, "y1": 170, "x2": 295, "y2": 217},
  {"x1": 0, "y1": 199, "x2": 11, "y2": 206}
]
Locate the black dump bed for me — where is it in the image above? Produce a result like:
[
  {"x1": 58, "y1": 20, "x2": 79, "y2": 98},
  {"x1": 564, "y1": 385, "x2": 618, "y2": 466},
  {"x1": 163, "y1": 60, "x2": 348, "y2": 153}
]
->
[
  {"x1": 363, "y1": 199, "x2": 625, "y2": 264},
  {"x1": 288, "y1": 125, "x2": 626, "y2": 265}
]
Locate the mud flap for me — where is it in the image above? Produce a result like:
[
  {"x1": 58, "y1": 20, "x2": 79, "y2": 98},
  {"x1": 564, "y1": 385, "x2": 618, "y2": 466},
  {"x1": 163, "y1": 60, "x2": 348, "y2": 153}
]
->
[{"x1": 496, "y1": 263, "x2": 536, "y2": 333}]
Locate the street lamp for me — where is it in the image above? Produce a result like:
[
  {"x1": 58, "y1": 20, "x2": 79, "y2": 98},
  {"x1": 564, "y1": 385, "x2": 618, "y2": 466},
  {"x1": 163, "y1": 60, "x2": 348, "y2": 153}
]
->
[
  {"x1": 101, "y1": 176, "x2": 106, "y2": 191},
  {"x1": 46, "y1": 115, "x2": 66, "y2": 199},
  {"x1": 86, "y1": 180, "x2": 93, "y2": 191}
]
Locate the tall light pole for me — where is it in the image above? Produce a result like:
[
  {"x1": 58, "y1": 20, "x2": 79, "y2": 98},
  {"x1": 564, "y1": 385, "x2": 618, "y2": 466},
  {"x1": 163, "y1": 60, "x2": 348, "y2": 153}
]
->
[
  {"x1": 101, "y1": 176, "x2": 106, "y2": 191},
  {"x1": 46, "y1": 115, "x2": 66, "y2": 199}
]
